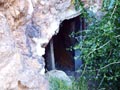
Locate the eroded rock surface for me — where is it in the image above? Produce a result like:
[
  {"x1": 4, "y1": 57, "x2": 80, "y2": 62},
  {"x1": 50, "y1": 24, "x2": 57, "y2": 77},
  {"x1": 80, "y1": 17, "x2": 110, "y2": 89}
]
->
[
  {"x1": 0, "y1": 0, "x2": 80, "y2": 90},
  {"x1": 0, "y1": 0, "x2": 102, "y2": 89},
  {"x1": 0, "y1": 12, "x2": 20, "y2": 90}
]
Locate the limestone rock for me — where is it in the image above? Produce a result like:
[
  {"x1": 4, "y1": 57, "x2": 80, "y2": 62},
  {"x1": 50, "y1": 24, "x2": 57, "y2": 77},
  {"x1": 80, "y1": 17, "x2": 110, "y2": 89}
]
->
[
  {"x1": 0, "y1": 0, "x2": 102, "y2": 90},
  {"x1": 0, "y1": 12, "x2": 20, "y2": 90}
]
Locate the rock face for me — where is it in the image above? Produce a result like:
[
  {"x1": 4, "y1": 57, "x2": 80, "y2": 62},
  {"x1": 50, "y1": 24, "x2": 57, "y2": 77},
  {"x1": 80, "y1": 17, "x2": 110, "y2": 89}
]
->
[
  {"x1": 0, "y1": 0, "x2": 102, "y2": 89},
  {"x1": 0, "y1": 12, "x2": 20, "y2": 90},
  {"x1": 0, "y1": 0, "x2": 80, "y2": 90}
]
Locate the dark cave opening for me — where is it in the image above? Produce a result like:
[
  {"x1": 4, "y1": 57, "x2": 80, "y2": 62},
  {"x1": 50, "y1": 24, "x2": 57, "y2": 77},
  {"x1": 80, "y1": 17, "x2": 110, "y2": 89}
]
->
[{"x1": 44, "y1": 16, "x2": 86, "y2": 72}]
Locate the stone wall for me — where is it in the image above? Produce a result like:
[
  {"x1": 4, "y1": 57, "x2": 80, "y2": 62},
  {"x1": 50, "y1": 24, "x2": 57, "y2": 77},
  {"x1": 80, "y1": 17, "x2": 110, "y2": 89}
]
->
[{"x1": 0, "y1": 0, "x2": 102, "y2": 89}]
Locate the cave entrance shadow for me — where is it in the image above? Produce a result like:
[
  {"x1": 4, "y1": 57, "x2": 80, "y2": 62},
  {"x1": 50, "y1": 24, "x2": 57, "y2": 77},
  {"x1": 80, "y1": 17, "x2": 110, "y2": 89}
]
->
[{"x1": 44, "y1": 16, "x2": 86, "y2": 74}]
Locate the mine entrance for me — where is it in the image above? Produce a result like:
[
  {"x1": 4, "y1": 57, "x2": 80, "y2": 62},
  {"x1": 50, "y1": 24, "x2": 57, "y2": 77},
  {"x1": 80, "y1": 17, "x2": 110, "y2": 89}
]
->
[{"x1": 44, "y1": 16, "x2": 86, "y2": 72}]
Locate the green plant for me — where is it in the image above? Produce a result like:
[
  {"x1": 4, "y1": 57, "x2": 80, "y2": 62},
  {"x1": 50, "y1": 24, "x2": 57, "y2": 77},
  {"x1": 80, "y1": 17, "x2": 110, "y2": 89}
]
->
[
  {"x1": 48, "y1": 77, "x2": 88, "y2": 90},
  {"x1": 72, "y1": 77, "x2": 88, "y2": 90},
  {"x1": 73, "y1": 0, "x2": 120, "y2": 89},
  {"x1": 49, "y1": 77, "x2": 70, "y2": 90}
]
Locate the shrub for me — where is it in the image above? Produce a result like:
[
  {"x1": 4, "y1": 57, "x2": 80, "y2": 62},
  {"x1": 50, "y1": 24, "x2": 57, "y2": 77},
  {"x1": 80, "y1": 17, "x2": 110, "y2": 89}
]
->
[
  {"x1": 73, "y1": 0, "x2": 120, "y2": 89},
  {"x1": 49, "y1": 77, "x2": 88, "y2": 90}
]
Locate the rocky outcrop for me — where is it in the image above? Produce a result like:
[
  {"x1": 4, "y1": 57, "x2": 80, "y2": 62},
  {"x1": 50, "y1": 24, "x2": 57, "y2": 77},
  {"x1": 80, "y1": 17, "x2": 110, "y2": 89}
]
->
[
  {"x1": 0, "y1": 0, "x2": 80, "y2": 90},
  {"x1": 0, "y1": 0, "x2": 102, "y2": 89},
  {"x1": 0, "y1": 12, "x2": 20, "y2": 90}
]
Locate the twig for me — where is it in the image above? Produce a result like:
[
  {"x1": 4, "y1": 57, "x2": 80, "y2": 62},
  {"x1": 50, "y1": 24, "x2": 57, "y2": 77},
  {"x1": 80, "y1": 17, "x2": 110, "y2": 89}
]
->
[
  {"x1": 99, "y1": 61, "x2": 120, "y2": 70},
  {"x1": 115, "y1": 35, "x2": 120, "y2": 38},
  {"x1": 87, "y1": 40, "x2": 111, "y2": 57},
  {"x1": 89, "y1": 61, "x2": 120, "y2": 72},
  {"x1": 110, "y1": 0, "x2": 117, "y2": 19},
  {"x1": 97, "y1": 76, "x2": 105, "y2": 89},
  {"x1": 80, "y1": 63, "x2": 87, "y2": 77}
]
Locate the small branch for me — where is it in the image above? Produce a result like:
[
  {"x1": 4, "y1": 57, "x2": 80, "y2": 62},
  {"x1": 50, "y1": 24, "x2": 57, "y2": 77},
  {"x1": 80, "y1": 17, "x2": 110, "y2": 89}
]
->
[
  {"x1": 115, "y1": 35, "x2": 120, "y2": 38},
  {"x1": 110, "y1": 1, "x2": 117, "y2": 19},
  {"x1": 89, "y1": 61, "x2": 120, "y2": 72},
  {"x1": 87, "y1": 40, "x2": 111, "y2": 57},
  {"x1": 99, "y1": 61, "x2": 120, "y2": 70},
  {"x1": 82, "y1": 34, "x2": 119, "y2": 58},
  {"x1": 82, "y1": 40, "x2": 112, "y2": 76},
  {"x1": 97, "y1": 76, "x2": 105, "y2": 89},
  {"x1": 81, "y1": 63, "x2": 87, "y2": 77}
]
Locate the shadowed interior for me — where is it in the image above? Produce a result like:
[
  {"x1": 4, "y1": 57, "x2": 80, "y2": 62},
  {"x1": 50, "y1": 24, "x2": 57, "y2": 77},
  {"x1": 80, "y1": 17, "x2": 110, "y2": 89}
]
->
[{"x1": 44, "y1": 16, "x2": 86, "y2": 72}]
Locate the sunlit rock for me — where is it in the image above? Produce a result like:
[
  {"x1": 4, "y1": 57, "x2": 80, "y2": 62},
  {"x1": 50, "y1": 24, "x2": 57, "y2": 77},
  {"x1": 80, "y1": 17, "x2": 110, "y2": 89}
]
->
[{"x1": 0, "y1": 0, "x2": 103, "y2": 90}]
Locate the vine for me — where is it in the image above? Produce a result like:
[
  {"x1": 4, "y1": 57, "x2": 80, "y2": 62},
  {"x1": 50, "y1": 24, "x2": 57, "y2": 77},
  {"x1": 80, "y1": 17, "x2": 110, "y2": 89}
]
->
[{"x1": 73, "y1": 0, "x2": 120, "y2": 89}]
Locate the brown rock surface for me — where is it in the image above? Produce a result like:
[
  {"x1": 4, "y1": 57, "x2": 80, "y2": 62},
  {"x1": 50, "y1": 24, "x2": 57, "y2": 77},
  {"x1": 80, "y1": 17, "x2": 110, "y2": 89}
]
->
[
  {"x1": 0, "y1": 0, "x2": 102, "y2": 89},
  {"x1": 0, "y1": 0, "x2": 80, "y2": 90}
]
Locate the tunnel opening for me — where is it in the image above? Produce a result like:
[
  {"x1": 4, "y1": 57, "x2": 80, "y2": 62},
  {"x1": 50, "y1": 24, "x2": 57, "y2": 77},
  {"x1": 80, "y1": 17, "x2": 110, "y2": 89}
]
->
[{"x1": 44, "y1": 16, "x2": 86, "y2": 73}]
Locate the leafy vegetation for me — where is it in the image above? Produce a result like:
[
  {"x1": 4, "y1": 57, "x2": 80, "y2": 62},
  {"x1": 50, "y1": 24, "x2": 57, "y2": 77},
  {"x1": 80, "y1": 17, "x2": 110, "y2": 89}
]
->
[
  {"x1": 49, "y1": 77, "x2": 88, "y2": 90},
  {"x1": 49, "y1": 77, "x2": 70, "y2": 90},
  {"x1": 73, "y1": 0, "x2": 120, "y2": 89}
]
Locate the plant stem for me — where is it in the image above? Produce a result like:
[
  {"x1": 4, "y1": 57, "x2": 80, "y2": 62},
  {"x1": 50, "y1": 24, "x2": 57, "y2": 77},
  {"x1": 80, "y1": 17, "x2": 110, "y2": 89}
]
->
[
  {"x1": 97, "y1": 76, "x2": 105, "y2": 89},
  {"x1": 87, "y1": 40, "x2": 111, "y2": 57}
]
